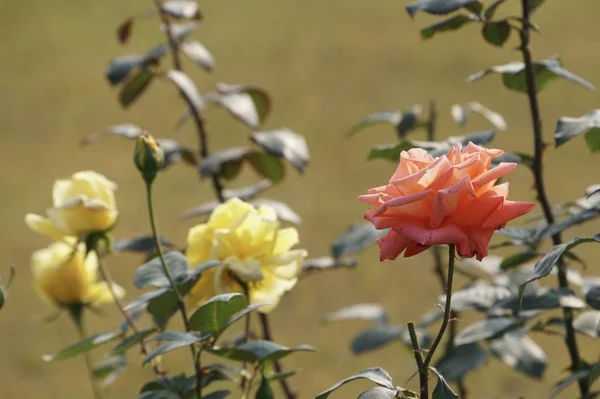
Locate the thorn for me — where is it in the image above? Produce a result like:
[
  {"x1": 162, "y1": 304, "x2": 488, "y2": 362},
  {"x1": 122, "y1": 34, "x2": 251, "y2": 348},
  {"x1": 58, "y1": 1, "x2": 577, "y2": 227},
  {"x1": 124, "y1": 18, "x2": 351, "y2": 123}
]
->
[{"x1": 436, "y1": 304, "x2": 445, "y2": 312}]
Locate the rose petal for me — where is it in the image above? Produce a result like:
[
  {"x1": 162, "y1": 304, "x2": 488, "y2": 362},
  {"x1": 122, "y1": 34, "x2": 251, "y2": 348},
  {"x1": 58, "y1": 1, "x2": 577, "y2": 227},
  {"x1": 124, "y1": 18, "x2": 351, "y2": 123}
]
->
[
  {"x1": 404, "y1": 241, "x2": 430, "y2": 257},
  {"x1": 449, "y1": 192, "x2": 504, "y2": 227},
  {"x1": 482, "y1": 200, "x2": 536, "y2": 229},
  {"x1": 393, "y1": 222, "x2": 468, "y2": 246},
  {"x1": 430, "y1": 176, "x2": 476, "y2": 228},
  {"x1": 376, "y1": 230, "x2": 410, "y2": 261},
  {"x1": 471, "y1": 162, "x2": 517, "y2": 188}
]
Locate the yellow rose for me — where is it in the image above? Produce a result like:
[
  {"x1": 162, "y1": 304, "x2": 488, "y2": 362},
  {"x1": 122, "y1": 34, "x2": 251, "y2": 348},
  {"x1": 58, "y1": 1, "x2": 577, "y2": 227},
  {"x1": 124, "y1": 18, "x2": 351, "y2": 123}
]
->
[
  {"x1": 186, "y1": 198, "x2": 307, "y2": 313},
  {"x1": 31, "y1": 239, "x2": 124, "y2": 307},
  {"x1": 25, "y1": 171, "x2": 118, "y2": 239}
]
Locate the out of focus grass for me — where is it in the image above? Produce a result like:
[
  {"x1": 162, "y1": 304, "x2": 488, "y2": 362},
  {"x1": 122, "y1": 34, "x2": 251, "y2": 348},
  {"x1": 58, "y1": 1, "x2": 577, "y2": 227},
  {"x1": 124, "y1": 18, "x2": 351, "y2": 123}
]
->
[{"x1": 1, "y1": 0, "x2": 599, "y2": 398}]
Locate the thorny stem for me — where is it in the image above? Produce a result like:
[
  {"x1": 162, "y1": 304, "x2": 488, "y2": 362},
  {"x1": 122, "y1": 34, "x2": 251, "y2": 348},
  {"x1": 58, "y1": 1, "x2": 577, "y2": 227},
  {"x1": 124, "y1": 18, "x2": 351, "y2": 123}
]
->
[
  {"x1": 407, "y1": 322, "x2": 427, "y2": 399},
  {"x1": 145, "y1": 183, "x2": 203, "y2": 398},
  {"x1": 259, "y1": 313, "x2": 296, "y2": 398},
  {"x1": 518, "y1": 0, "x2": 587, "y2": 395},
  {"x1": 427, "y1": 101, "x2": 466, "y2": 397},
  {"x1": 154, "y1": 0, "x2": 225, "y2": 203},
  {"x1": 423, "y1": 244, "x2": 456, "y2": 375},
  {"x1": 96, "y1": 256, "x2": 162, "y2": 377}
]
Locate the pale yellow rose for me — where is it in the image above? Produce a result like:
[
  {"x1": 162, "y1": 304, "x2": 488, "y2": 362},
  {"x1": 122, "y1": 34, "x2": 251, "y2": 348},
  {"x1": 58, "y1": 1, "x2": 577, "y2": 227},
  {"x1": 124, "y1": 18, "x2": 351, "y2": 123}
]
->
[
  {"x1": 25, "y1": 171, "x2": 118, "y2": 239},
  {"x1": 31, "y1": 239, "x2": 124, "y2": 307},
  {"x1": 186, "y1": 198, "x2": 307, "y2": 313}
]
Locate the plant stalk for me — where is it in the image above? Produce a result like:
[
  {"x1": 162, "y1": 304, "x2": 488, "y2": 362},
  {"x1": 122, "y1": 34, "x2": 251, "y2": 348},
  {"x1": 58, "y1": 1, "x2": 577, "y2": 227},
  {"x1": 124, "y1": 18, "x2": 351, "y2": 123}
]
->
[
  {"x1": 258, "y1": 313, "x2": 296, "y2": 398},
  {"x1": 407, "y1": 322, "x2": 427, "y2": 399},
  {"x1": 70, "y1": 312, "x2": 103, "y2": 399},
  {"x1": 145, "y1": 183, "x2": 203, "y2": 398},
  {"x1": 518, "y1": 0, "x2": 587, "y2": 395}
]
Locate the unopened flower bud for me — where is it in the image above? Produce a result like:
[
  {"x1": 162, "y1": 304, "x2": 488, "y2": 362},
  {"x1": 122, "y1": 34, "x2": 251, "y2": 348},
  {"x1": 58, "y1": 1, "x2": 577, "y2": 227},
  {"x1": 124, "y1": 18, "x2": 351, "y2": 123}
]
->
[{"x1": 134, "y1": 132, "x2": 164, "y2": 184}]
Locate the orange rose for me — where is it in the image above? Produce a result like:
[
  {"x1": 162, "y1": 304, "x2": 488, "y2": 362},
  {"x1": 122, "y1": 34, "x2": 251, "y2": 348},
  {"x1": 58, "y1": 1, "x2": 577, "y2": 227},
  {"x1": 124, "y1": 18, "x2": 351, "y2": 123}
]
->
[{"x1": 359, "y1": 142, "x2": 535, "y2": 261}]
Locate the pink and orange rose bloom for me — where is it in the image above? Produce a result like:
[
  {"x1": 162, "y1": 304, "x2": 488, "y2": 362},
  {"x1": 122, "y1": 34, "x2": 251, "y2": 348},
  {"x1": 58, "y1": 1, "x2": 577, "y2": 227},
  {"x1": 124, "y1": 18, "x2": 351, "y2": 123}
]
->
[{"x1": 359, "y1": 143, "x2": 535, "y2": 261}]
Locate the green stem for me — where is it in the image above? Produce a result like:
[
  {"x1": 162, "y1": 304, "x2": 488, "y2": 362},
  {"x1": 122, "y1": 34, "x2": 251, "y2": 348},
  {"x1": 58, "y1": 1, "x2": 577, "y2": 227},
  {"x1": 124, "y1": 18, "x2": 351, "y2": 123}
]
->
[
  {"x1": 518, "y1": 0, "x2": 587, "y2": 395},
  {"x1": 423, "y1": 244, "x2": 456, "y2": 372},
  {"x1": 145, "y1": 183, "x2": 202, "y2": 398},
  {"x1": 258, "y1": 313, "x2": 296, "y2": 398},
  {"x1": 70, "y1": 311, "x2": 102, "y2": 399},
  {"x1": 407, "y1": 322, "x2": 427, "y2": 399}
]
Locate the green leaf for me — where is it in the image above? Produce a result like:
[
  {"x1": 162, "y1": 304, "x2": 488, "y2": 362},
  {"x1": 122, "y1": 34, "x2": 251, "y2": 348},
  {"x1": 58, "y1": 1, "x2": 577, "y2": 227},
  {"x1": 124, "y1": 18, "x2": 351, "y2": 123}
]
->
[
  {"x1": 331, "y1": 223, "x2": 388, "y2": 259},
  {"x1": 435, "y1": 343, "x2": 488, "y2": 382},
  {"x1": 489, "y1": 331, "x2": 547, "y2": 378},
  {"x1": 251, "y1": 199, "x2": 301, "y2": 224},
  {"x1": 484, "y1": 0, "x2": 506, "y2": 19},
  {"x1": 350, "y1": 326, "x2": 403, "y2": 355},
  {"x1": 250, "y1": 128, "x2": 310, "y2": 173},
  {"x1": 368, "y1": 141, "x2": 415, "y2": 162},
  {"x1": 42, "y1": 332, "x2": 119, "y2": 362},
  {"x1": 255, "y1": 375, "x2": 274, "y2": 399},
  {"x1": 358, "y1": 386, "x2": 397, "y2": 399},
  {"x1": 467, "y1": 56, "x2": 595, "y2": 93},
  {"x1": 134, "y1": 251, "x2": 190, "y2": 289},
  {"x1": 450, "y1": 102, "x2": 507, "y2": 131},
  {"x1": 323, "y1": 303, "x2": 388, "y2": 324},
  {"x1": 586, "y1": 286, "x2": 600, "y2": 310},
  {"x1": 212, "y1": 83, "x2": 271, "y2": 128},
  {"x1": 482, "y1": 21, "x2": 511, "y2": 47},
  {"x1": 448, "y1": 284, "x2": 512, "y2": 311},
  {"x1": 188, "y1": 293, "x2": 248, "y2": 334},
  {"x1": 573, "y1": 311, "x2": 600, "y2": 339},
  {"x1": 550, "y1": 370, "x2": 590, "y2": 398},
  {"x1": 106, "y1": 55, "x2": 145, "y2": 86},
  {"x1": 589, "y1": 362, "x2": 600, "y2": 387},
  {"x1": 110, "y1": 329, "x2": 157, "y2": 355},
  {"x1": 161, "y1": 1, "x2": 202, "y2": 19},
  {"x1": 302, "y1": 256, "x2": 357, "y2": 273},
  {"x1": 246, "y1": 152, "x2": 286, "y2": 183},
  {"x1": 555, "y1": 110, "x2": 600, "y2": 152},
  {"x1": 198, "y1": 147, "x2": 250, "y2": 179},
  {"x1": 406, "y1": 0, "x2": 481, "y2": 18},
  {"x1": 94, "y1": 355, "x2": 127, "y2": 387},
  {"x1": 430, "y1": 367, "x2": 458, "y2": 399},
  {"x1": 315, "y1": 367, "x2": 394, "y2": 399},
  {"x1": 144, "y1": 332, "x2": 210, "y2": 364},
  {"x1": 519, "y1": 235, "x2": 600, "y2": 295},
  {"x1": 147, "y1": 290, "x2": 181, "y2": 328},
  {"x1": 347, "y1": 110, "x2": 402, "y2": 137},
  {"x1": 120, "y1": 69, "x2": 154, "y2": 108},
  {"x1": 167, "y1": 69, "x2": 205, "y2": 111},
  {"x1": 207, "y1": 340, "x2": 315, "y2": 363},
  {"x1": 81, "y1": 124, "x2": 144, "y2": 145},
  {"x1": 500, "y1": 287, "x2": 585, "y2": 313},
  {"x1": 500, "y1": 250, "x2": 538, "y2": 271},
  {"x1": 454, "y1": 317, "x2": 517, "y2": 345},
  {"x1": 421, "y1": 14, "x2": 474, "y2": 40},
  {"x1": 113, "y1": 235, "x2": 174, "y2": 254}
]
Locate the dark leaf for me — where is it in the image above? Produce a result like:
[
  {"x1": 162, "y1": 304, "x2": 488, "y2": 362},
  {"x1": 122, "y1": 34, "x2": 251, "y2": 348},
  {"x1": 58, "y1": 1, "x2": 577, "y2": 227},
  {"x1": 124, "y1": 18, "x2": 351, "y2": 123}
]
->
[
  {"x1": 250, "y1": 129, "x2": 310, "y2": 173},
  {"x1": 315, "y1": 368, "x2": 394, "y2": 399},
  {"x1": 586, "y1": 286, "x2": 600, "y2": 310},
  {"x1": 226, "y1": 303, "x2": 269, "y2": 328},
  {"x1": 208, "y1": 340, "x2": 314, "y2": 363},
  {"x1": 256, "y1": 376, "x2": 274, "y2": 399},
  {"x1": 188, "y1": 293, "x2": 247, "y2": 334},
  {"x1": 351, "y1": 325, "x2": 403, "y2": 355},
  {"x1": 499, "y1": 287, "x2": 585, "y2": 312},
  {"x1": 246, "y1": 152, "x2": 286, "y2": 183},
  {"x1": 212, "y1": 83, "x2": 271, "y2": 128},
  {"x1": 430, "y1": 367, "x2": 458, "y2": 399},
  {"x1": 93, "y1": 355, "x2": 127, "y2": 387},
  {"x1": 120, "y1": 69, "x2": 154, "y2": 108},
  {"x1": 550, "y1": 370, "x2": 590, "y2": 398},
  {"x1": 251, "y1": 199, "x2": 301, "y2": 224},
  {"x1": 555, "y1": 110, "x2": 600, "y2": 152},
  {"x1": 113, "y1": 235, "x2": 174, "y2": 253},
  {"x1": 161, "y1": 1, "x2": 201, "y2": 19},
  {"x1": 395, "y1": 105, "x2": 423, "y2": 138},
  {"x1": 589, "y1": 362, "x2": 600, "y2": 387},
  {"x1": 533, "y1": 209, "x2": 600, "y2": 242},
  {"x1": 489, "y1": 332, "x2": 547, "y2": 378},
  {"x1": 144, "y1": 331, "x2": 210, "y2": 364},
  {"x1": 467, "y1": 56, "x2": 595, "y2": 93},
  {"x1": 482, "y1": 21, "x2": 511, "y2": 47},
  {"x1": 331, "y1": 223, "x2": 388, "y2": 259},
  {"x1": 204, "y1": 391, "x2": 231, "y2": 399},
  {"x1": 573, "y1": 311, "x2": 600, "y2": 339},
  {"x1": 110, "y1": 329, "x2": 157, "y2": 355},
  {"x1": 500, "y1": 250, "x2": 538, "y2": 271},
  {"x1": 347, "y1": 110, "x2": 402, "y2": 137},
  {"x1": 167, "y1": 70, "x2": 205, "y2": 111},
  {"x1": 134, "y1": 251, "x2": 190, "y2": 289},
  {"x1": 165, "y1": 22, "x2": 199, "y2": 41},
  {"x1": 147, "y1": 290, "x2": 181, "y2": 328},
  {"x1": 117, "y1": 18, "x2": 133, "y2": 44},
  {"x1": 406, "y1": 0, "x2": 481, "y2": 18},
  {"x1": 181, "y1": 40, "x2": 215, "y2": 72},
  {"x1": 435, "y1": 343, "x2": 488, "y2": 382},
  {"x1": 198, "y1": 147, "x2": 250, "y2": 179},
  {"x1": 368, "y1": 141, "x2": 416, "y2": 162},
  {"x1": 449, "y1": 284, "x2": 512, "y2": 311},
  {"x1": 358, "y1": 386, "x2": 397, "y2": 399},
  {"x1": 158, "y1": 139, "x2": 198, "y2": 169},
  {"x1": 421, "y1": 14, "x2": 474, "y2": 40},
  {"x1": 106, "y1": 55, "x2": 145, "y2": 86},
  {"x1": 520, "y1": 235, "x2": 600, "y2": 295},
  {"x1": 42, "y1": 332, "x2": 119, "y2": 362},
  {"x1": 455, "y1": 317, "x2": 516, "y2": 345}
]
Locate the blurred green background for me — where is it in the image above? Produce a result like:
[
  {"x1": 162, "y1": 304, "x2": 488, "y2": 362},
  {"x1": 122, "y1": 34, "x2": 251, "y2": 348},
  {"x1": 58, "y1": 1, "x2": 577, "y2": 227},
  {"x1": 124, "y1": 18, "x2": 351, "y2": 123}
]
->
[{"x1": 1, "y1": 0, "x2": 599, "y2": 398}]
